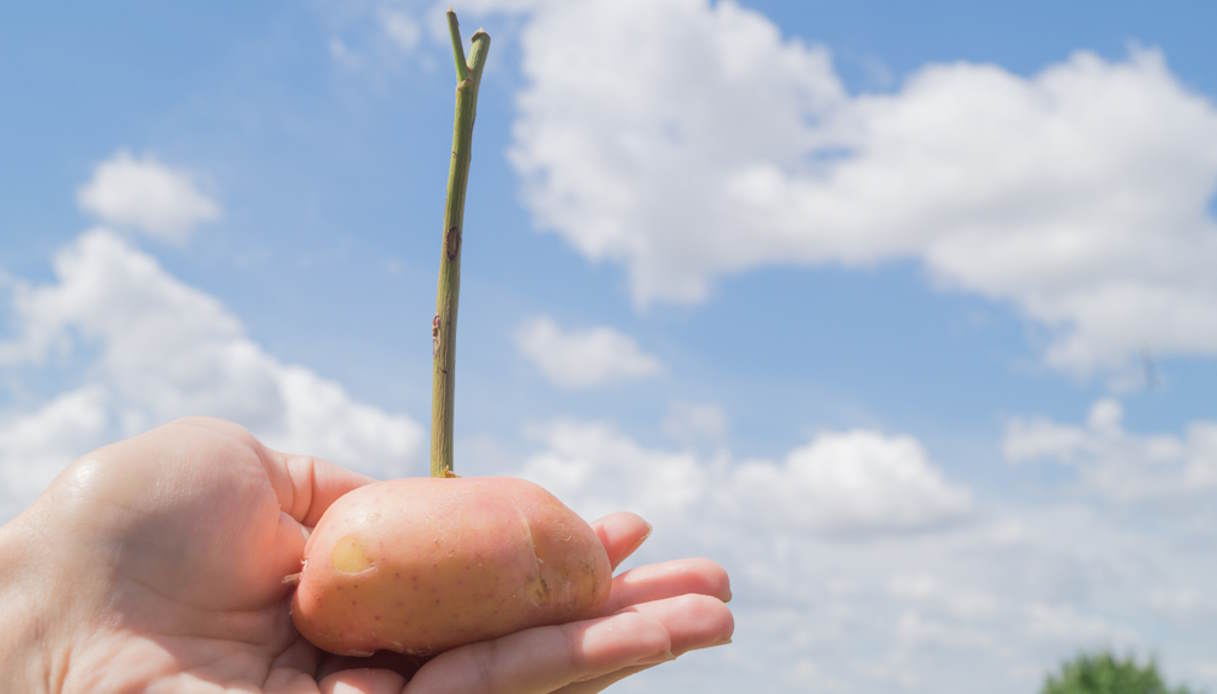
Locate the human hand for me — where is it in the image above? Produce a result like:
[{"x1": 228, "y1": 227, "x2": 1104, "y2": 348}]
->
[{"x1": 0, "y1": 418, "x2": 733, "y2": 693}]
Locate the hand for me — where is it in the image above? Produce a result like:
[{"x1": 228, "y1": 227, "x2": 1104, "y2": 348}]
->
[{"x1": 0, "y1": 418, "x2": 733, "y2": 693}]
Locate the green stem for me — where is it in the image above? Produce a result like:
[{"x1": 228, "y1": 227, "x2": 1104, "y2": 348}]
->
[
  {"x1": 431, "y1": 10, "x2": 490, "y2": 478},
  {"x1": 445, "y1": 8, "x2": 470, "y2": 83}
]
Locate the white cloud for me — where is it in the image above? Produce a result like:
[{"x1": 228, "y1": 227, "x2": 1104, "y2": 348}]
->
[
  {"x1": 514, "y1": 315, "x2": 662, "y2": 388},
  {"x1": 510, "y1": 415, "x2": 1215, "y2": 693},
  {"x1": 12, "y1": 3, "x2": 1217, "y2": 690},
  {"x1": 1003, "y1": 398, "x2": 1217, "y2": 501},
  {"x1": 662, "y1": 400, "x2": 728, "y2": 445},
  {"x1": 379, "y1": 8, "x2": 421, "y2": 51},
  {"x1": 518, "y1": 419, "x2": 972, "y2": 540},
  {"x1": 885, "y1": 573, "x2": 999, "y2": 620},
  {"x1": 514, "y1": 418, "x2": 992, "y2": 692},
  {"x1": 0, "y1": 230, "x2": 424, "y2": 518},
  {"x1": 1149, "y1": 588, "x2": 1217, "y2": 621},
  {"x1": 6, "y1": 227, "x2": 1213, "y2": 691},
  {"x1": 518, "y1": 419, "x2": 706, "y2": 524},
  {"x1": 0, "y1": 386, "x2": 109, "y2": 518},
  {"x1": 1025, "y1": 602, "x2": 1139, "y2": 646},
  {"x1": 494, "y1": 0, "x2": 1217, "y2": 375},
  {"x1": 896, "y1": 609, "x2": 993, "y2": 650},
  {"x1": 730, "y1": 430, "x2": 973, "y2": 535},
  {"x1": 76, "y1": 151, "x2": 220, "y2": 241}
]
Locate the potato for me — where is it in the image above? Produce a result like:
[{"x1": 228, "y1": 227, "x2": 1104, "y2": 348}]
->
[{"x1": 290, "y1": 477, "x2": 612, "y2": 656}]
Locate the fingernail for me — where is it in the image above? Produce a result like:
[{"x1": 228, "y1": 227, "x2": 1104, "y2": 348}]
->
[
  {"x1": 632, "y1": 650, "x2": 675, "y2": 667},
  {"x1": 686, "y1": 637, "x2": 732, "y2": 654},
  {"x1": 624, "y1": 521, "x2": 653, "y2": 558}
]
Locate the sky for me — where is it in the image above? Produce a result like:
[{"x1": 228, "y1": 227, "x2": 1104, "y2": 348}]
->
[{"x1": 3, "y1": 1, "x2": 1217, "y2": 691}]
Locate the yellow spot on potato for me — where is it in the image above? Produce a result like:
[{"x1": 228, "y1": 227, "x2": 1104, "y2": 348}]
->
[{"x1": 332, "y1": 535, "x2": 373, "y2": 573}]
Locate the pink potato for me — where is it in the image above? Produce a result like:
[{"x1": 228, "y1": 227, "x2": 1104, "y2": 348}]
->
[{"x1": 290, "y1": 477, "x2": 612, "y2": 656}]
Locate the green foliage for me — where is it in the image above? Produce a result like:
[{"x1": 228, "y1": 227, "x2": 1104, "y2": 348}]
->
[{"x1": 1041, "y1": 651, "x2": 1197, "y2": 694}]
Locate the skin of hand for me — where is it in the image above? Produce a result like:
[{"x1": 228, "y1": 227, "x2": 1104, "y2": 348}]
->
[{"x1": 0, "y1": 417, "x2": 733, "y2": 693}]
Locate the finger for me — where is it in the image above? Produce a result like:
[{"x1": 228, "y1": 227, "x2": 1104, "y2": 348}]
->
[
  {"x1": 263, "y1": 637, "x2": 323, "y2": 693},
  {"x1": 182, "y1": 416, "x2": 374, "y2": 527},
  {"x1": 258, "y1": 447, "x2": 375, "y2": 526},
  {"x1": 602, "y1": 558, "x2": 731, "y2": 614},
  {"x1": 552, "y1": 664, "x2": 655, "y2": 694},
  {"x1": 319, "y1": 667, "x2": 406, "y2": 694},
  {"x1": 265, "y1": 508, "x2": 312, "y2": 583},
  {"x1": 615, "y1": 593, "x2": 734, "y2": 656},
  {"x1": 557, "y1": 596, "x2": 736, "y2": 693},
  {"x1": 590, "y1": 512, "x2": 651, "y2": 570},
  {"x1": 165, "y1": 418, "x2": 334, "y2": 589},
  {"x1": 317, "y1": 651, "x2": 428, "y2": 682},
  {"x1": 175, "y1": 415, "x2": 261, "y2": 441},
  {"x1": 405, "y1": 610, "x2": 672, "y2": 694}
]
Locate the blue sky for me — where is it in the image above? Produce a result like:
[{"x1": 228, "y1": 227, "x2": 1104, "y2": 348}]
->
[{"x1": 4, "y1": 1, "x2": 1217, "y2": 692}]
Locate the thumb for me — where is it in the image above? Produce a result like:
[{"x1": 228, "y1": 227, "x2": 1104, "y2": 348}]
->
[
  {"x1": 257, "y1": 448, "x2": 376, "y2": 527},
  {"x1": 267, "y1": 509, "x2": 311, "y2": 586},
  {"x1": 255, "y1": 448, "x2": 375, "y2": 584}
]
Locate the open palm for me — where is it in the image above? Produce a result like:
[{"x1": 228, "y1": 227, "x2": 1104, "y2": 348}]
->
[{"x1": 9, "y1": 418, "x2": 732, "y2": 693}]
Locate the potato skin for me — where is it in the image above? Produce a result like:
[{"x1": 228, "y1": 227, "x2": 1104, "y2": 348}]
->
[{"x1": 291, "y1": 477, "x2": 611, "y2": 656}]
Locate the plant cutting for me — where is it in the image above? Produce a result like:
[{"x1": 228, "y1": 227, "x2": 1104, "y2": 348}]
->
[{"x1": 289, "y1": 9, "x2": 613, "y2": 657}]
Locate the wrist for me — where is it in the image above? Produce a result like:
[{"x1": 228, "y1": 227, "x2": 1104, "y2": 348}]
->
[{"x1": 0, "y1": 515, "x2": 63, "y2": 693}]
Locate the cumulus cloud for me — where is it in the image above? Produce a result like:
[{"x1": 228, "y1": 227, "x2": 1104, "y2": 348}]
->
[
  {"x1": 518, "y1": 419, "x2": 972, "y2": 541},
  {"x1": 0, "y1": 386, "x2": 109, "y2": 517},
  {"x1": 0, "y1": 230, "x2": 423, "y2": 518},
  {"x1": 731, "y1": 431, "x2": 973, "y2": 535},
  {"x1": 10, "y1": 3, "x2": 1217, "y2": 690},
  {"x1": 885, "y1": 573, "x2": 999, "y2": 621},
  {"x1": 1025, "y1": 602, "x2": 1140, "y2": 646},
  {"x1": 1149, "y1": 587, "x2": 1217, "y2": 621},
  {"x1": 514, "y1": 315, "x2": 662, "y2": 388},
  {"x1": 1003, "y1": 398, "x2": 1217, "y2": 501},
  {"x1": 510, "y1": 416, "x2": 1205, "y2": 693},
  {"x1": 518, "y1": 419, "x2": 706, "y2": 524},
  {"x1": 5, "y1": 231, "x2": 1211, "y2": 692},
  {"x1": 76, "y1": 151, "x2": 220, "y2": 241},
  {"x1": 662, "y1": 400, "x2": 728, "y2": 445},
  {"x1": 493, "y1": 0, "x2": 1217, "y2": 375}
]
